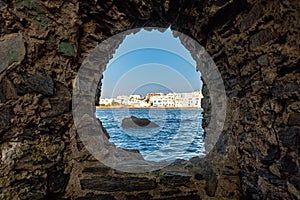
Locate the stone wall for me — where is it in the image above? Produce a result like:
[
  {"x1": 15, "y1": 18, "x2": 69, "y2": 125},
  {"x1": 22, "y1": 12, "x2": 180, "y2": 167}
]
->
[{"x1": 0, "y1": 0, "x2": 299, "y2": 199}]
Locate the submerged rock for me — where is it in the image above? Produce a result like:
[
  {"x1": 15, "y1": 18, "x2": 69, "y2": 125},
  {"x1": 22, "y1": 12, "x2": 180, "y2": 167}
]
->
[{"x1": 122, "y1": 116, "x2": 159, "y2": 128}]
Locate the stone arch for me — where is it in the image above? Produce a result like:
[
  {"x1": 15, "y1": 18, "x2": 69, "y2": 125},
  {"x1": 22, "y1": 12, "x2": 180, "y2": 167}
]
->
[
  {"x1": 73, "y1": 27, "x2": 226, "y2": 173},
  {"x1": 0, "y1": 0, "x2": 299, "y2": 199}
]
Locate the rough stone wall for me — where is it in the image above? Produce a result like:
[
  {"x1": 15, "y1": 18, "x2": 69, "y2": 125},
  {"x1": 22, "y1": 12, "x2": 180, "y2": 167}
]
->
[{"x1": 0, "y1": 0, "x2": 299, "y2": 200}]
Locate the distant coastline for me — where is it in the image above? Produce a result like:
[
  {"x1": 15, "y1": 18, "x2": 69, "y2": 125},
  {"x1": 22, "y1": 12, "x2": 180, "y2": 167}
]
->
[
  {"x1": 96, "y1": 105, "x2": 202, "y2": 109},
  {"x1": 99, "y1": 91, "x2": 203, "y2": 109}
]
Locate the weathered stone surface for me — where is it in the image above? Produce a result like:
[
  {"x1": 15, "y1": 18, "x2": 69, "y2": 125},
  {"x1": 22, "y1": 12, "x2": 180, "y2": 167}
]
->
[
  {"x1": 240, "y1": 3, "x2": 263, "y2": 31},
  {"x1": 82, "y1": 165, "x2": 110, "y2": 174},
  {"x1": 15, "y1": 72, "x2": 54, "y2": 96},
  {"x1": 80, "y1": 176, "x2": 157, "y2": 192},
  {"x1": 272, "y1": 81, "x2": 300, "y2": 97},
  {"x1": 0, "y1": 77, "x2": 18, "y2": 102},
  {"x1": 153, "y1": 194, "x2": 201, "y2": 200},
  {"x1": 76, "y1": 193, "x2": 116, "y2": 200},
  {"x1": 97, "y1": 118, "x2": 110, "y2": 139},
  {"x1": 46, "y1": 166, "x2": 70, "y2": 195},
  {"x1": 257, "y1": 54, "x2": 269, "y2": 66},
  {"x1": 261, "y1": 145, "x2": 281, "y2": 165},
  {"x1": 250, "y1": 29, "x2": 274, "y2": 50},
  {"x1": 160, "y1": 172, "x2": 192, "y2": 187},
  {"x1": 281, "y1": 155, "x2": 298, "y2": 176},
  {"x1": 0, "y1": 106, "x2": 13, "y2": 131},
  {"x1": 288, "y1": 113, "x2": 300, "y2": 126},
  {"x1": 0, "y1": 34, "x2": 25, "y2": 75},
  {"x1": 122, "y1": 116, "x2": 159, "y2": 128},
  {"x1": 59, "y1": 42, "x2": 76, "y2": 57},
  {"x1": 160, "y1": 188, "x2": 181, "y2": 196},
  {"x1": 42, "y1": 83, "x2": 70, "y2": 117},
  {"x1": 278, "y1": 128, "x2": 300, "y2": 154},
  {"x1": 126, "y1": 192, "x2": 153, "y2": 200},
  {"x1": 205, "y1": 171, "x2": 218, "y2": 197},
  {"x1": 289, "y1": 176, "x2": 300, "y2": 191}
]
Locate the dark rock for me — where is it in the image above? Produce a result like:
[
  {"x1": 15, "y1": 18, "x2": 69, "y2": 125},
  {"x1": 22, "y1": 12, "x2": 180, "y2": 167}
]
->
[
  {"x1": 122, "y1": 116, "x2": 159, "y2": 128},
  {"x1": 288, "y1": 113, "x2": 300, "y2": 126},
  {"x1": 281, "y1": 155, "x2": 298, "y2": 176},
  {"x1": 210, "y1": 0, "x2": 249, "y2": 29},
  {"x1": 160, "y1": 189, "x2": 181, "y2": 196},
  {"x1": 43, "y1": 83, "x2": 71, "y2": 117},
  {"x1": 244, "y1": 186, "x2": 262, "y2": 200},
  {"x1": 20, "y1": 129, "x2": 36, "y2": 140},
  {"x1": 194, "y1": 173, "x2": 205, "y2": 180},
  {"x1": 257, "y1": 170, "x2": 285, "y2": 186},
  {"x1": 250, "y1": 29, "x2": 274, "y2": 50},
  {"x1": 215, "y1": 132, "x2": 228, "y2": 154},
  {"x1": 257, "y1": 54, "x2": 269, "y2": 66},
  {"x1": 80, "y1": 176, "x2": 157, "y2": 192},
  {"x1": 289, "y1": 175, "x2": 300, "y2": 191},
  {"x1": 278, "y1": 128, "x2": 300, "y2": 154},
  {"x1": 239, "y1": 171, "x2": 260, "y2": 199},
  {"x1": 160, "y1": 172, "x2": 192, "y2": 187},
  {"x1": 47, "y1": 166, "x2": 70, "y2": 195},
  {"x1": 19, "y1": 176, "x2": 47, "y2": 200},
  {"x1": 0, "y1": 106, "x2": 13, "y2": 132},
  {"x1": 82, "y1": 165, "x2": 110, "y2": 174},
  {"x1": 271, "y1": 81, "x2": 300, "y2": 97},
  {"x1": 76, "y1": 193, "x2": 116, "y2": 200},
  {"x1": 0, "y1": 0, "x2": 6, "y2": 11},
  {"x1": 0, "y1": 77, "x2": 17, "y2": 102},
  {"x1": 261, "y1": 145, "x2": 281, "y2": 165},
  {"x1": 205, "y1": 171, "x2": 217, "y2": 197},
  {"x1": 153, "y1": 194, "x2": 201, "y2": 200},
  {"x1": 16, "y1": 72, "x2": 54, "y2": 96},
  {"x1": 126, "y1": 192, "x2": 152, "y2": 200},
  {"x1": 240, "y1": 3, "x2": 264, "y2": 31}
]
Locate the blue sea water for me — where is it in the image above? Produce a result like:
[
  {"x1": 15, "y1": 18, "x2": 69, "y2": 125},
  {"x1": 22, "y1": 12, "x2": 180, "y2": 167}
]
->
[{"x1": 96, "y1": 108, "x2": 205, "y2": 162}]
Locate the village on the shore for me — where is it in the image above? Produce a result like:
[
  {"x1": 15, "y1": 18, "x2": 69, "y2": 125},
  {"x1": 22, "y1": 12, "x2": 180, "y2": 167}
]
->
[{"x1": 98, "y1": 91, "x2": 203, "y2": 108}]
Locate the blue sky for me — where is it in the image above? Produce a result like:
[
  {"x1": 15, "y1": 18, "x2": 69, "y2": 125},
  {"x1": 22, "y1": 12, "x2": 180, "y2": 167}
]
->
[{"x1": 101, "y1": 28, "x2": 202, "y2": 98}]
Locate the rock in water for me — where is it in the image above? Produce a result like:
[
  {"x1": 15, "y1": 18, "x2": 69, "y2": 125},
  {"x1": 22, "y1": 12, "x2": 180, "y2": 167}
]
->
[{"x1": 122, "y1": 116, "x2": 159, "y2": 128}]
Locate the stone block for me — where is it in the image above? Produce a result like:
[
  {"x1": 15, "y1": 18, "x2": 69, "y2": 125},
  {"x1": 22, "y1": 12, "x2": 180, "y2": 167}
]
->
[
  {"x1": 15, "y1": 72, "x2": 54, "y2": 96},
  {"x1": 80, "y1": 176, "x2": 157, "y2": 192},
  {"x1": 288, "y1": 113, "x2": 300, "y2": 126},
  {"x1": 278, "y1": 128, "x2": 300, "y2": 154},
  {"x1": 0, "y1": 106, "x2": 13, "y2": 131},
  {"x1": 59, "y1": 42, "x2": 76, "y2": 57},
  {"x1": 250, "y1": 29, "x2": 274, "y2": 50},
  {"x1": 160, "y1": 172, "x2": 192, "y2": 187},
  {"x1": 0, "y1": 34, "x2": 25, "y2": 76},
  {"x1": 240, "y1": 3, "x2": 263, "y2": 31},
  {"x1": 76, "y1": 193, "x2": 116, "y2": 200}
]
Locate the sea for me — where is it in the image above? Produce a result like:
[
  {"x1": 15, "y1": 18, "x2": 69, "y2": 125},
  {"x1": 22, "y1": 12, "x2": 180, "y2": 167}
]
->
[{"x1": 96, "y1": 108, "x2": 205, "y2": 162}]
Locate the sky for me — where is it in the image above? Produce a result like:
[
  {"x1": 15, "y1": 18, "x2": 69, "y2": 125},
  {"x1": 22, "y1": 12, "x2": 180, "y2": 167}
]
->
[{"x1": 101, "y1": 28, "x2": 202, "y2": 98}]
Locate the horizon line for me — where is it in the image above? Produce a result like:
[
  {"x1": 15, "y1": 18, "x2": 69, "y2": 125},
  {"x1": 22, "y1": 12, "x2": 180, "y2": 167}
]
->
[{"x1": 101, "y1": 90, "x2": 202, "y2": 98}]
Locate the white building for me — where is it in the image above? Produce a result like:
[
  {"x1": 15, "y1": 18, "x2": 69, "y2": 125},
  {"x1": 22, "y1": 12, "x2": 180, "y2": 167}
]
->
[
  {"x1": 99, "y1": 92, "x2": 203, "y2": 108},
  {"x1": 128, "y1": 95, "x2": 142, "y2": 105},
  {"x1": 175, "y1": 91, "x2": 203, "y2": 108},
  {"x1": 99, "y1": 98, "x2": 113, "y2": 106},
  {"x1": 150, "y1": 94, "x2": 175, "y2": 107},
  {"x1": 150, "y1": 91, "x2": 203, "y2": 108},
  {"x1": 115, "y1": 95, "x2": 129, "y2": 105}
]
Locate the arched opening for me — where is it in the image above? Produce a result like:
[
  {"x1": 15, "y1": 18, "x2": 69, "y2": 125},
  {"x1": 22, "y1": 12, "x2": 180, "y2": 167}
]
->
[
  {"x1": 96, "y1": 28, "x2": 205, "y2": 162},
  {"x1": 73, "y1": 26, "x2": 226, "y2": 173}
]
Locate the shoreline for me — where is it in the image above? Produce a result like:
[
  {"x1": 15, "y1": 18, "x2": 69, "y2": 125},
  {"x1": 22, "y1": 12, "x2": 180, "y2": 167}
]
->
[{"x1": 96, "y1": 106, "x2": 202, "y2": 109}]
